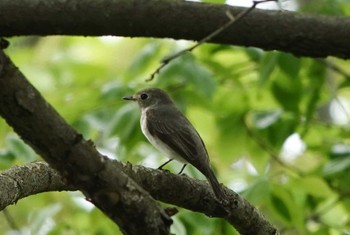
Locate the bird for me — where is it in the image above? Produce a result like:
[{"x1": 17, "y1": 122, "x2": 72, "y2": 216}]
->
[{"x1": 123, "y1": 88, "x2": 225, "y2": 199}]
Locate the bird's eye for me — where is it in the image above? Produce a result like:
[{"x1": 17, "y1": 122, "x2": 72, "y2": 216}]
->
[{"x1": 140, "y1": 93, "x2": 148, "y2": 100}]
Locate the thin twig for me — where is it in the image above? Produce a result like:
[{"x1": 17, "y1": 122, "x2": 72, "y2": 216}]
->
[{"x1": 146, "y1": 0, "x2": 278, "y2": 82}]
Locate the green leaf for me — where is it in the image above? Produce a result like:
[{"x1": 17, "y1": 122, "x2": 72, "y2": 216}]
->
[
  {"x1": 303, "y1": 60, "x2": 326, "y2": 127},
  {"x1": 213, "y1": 86, "x2": 250, "y2": 158},
  {"x1": 323, "y1": 155, "x2": 350, "y2": 176},
  {"x1": 288, "y1": 176, "x2": 334, "y2": 198},
  {"x1": 250, "y1": 110, "x2": 299, "y2": 148},
  {"x1": 30, "y1": 204, "x2": 62, "y2": 235},
  {"x1": 128, "y1": 41, "x2": 164, "y2": 78},
  {"x1": 156, "y1": 53, "x2": 216, "y2": 98},
  {"x1": 277, "y1": 53, "x2": 301, "y2": 79},
  {"x1": 258, "y1": 53, "x2": 278, "y2": 86},
  {"x1": 271, "y1": 72, "x2": 302, "y2": 113},
  {"x1": 242, "y1": 177, "x2": 271, "y2": 204},
  {"x1": 270, "y1": 53, "x2": 303, "y2": 114},
  {"x1": 244, "y1": 47, "x2": 263, "y2": 62},
  {"x1": 269, "y1": 184, "x2": 306, "y2": 230},
  {"x1": 330, "y1": 143, "x2": 350, "y2": 159},
  {"x1": 0, "y1": 150, "x2": 15, "y2": 169},
  {"x1": 6, "y1": 134, "x2": 37, "y2": 162},
  {"x1": 251, "y1": 109, "x2": 282, "y2": 129},
  {"x1": 271, "y1": 193, "x2": 292, "y2": 222},
  {"x1": 107, "y1": 103, "x2": 141, "y2": 147}
]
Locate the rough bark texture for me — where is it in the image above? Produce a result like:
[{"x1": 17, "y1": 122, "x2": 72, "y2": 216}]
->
[
  {"x1": 0, "y1": 48, "x2": 171, "y2": 235},
  {"x1": 0, "y1": 161, "x2": 279, "y2": 235},
  {"x1": 0, "y1": 162, "x2": 74, "y2": 210},
  {"x1": 0, "y1": 0, "x2": 349, "y2": 59}
]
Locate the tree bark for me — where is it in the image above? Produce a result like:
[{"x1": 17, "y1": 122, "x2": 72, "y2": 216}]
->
[
  {"x1": 0, "y1": 0, "x2": 349, "y2": 59},
  {"x1": 0, "y1": 161, "x2": 279, "y2": 235}
]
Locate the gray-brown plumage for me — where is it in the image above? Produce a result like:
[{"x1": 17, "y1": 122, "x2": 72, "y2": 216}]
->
[{"x1": 123, "y1": 88, "x2": 224, "y2": 199}]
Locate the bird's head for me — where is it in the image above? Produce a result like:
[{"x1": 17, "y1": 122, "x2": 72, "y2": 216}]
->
[{"x1": 123, "y1": 88, "x2": 173, "y2": 109}]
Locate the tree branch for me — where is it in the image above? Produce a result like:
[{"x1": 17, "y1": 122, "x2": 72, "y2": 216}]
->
[
  {"x1": 0, "y1": 48, "x2": 171, "y2": 235},
  {"x1": 0, "y1": 161, "x2": 279, "y2": 235},
  {"x1": 0, "y1": 0, "x2": 349, "y2": 59},
  {"x1": 146, "y1": 0, "x2": 277, "y2": 81},
  {"x1": 0, "y1": 162, "x2": 74, "y2": 211}
]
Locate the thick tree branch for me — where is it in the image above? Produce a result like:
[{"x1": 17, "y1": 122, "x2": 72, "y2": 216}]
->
[
  {"x1": 0, "y1": 161, "x2": 279, "y2": 235},
  {"x1": 0, "y1": 0, "x2": 349, "y2": 59},
  {"x1": 0, "y1": 48, "x2": 171, "y2": 235},
  {"x1": 0, "y1": 162, "x2": 75, "y2": 210},
  {"x1": 146, "y1": 0, "x2": 277, "y2": 81}
]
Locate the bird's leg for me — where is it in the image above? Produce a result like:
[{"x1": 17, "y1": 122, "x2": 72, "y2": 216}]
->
[
  {"x1": 178, "y1": 164, "x2": 187, "y2": 174},
  {"x1": 158, "y1": 159, "x2": 174, "y2": 170}
]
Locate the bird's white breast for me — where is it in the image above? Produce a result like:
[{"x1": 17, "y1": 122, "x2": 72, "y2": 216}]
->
[{"x1": 140, "y1": 108, "x2": 188, "y2": 163}]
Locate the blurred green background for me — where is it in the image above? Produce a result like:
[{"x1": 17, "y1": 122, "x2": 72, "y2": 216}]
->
[{"x1": 1, "y1": 0, "x2": 350, "y2": 234}]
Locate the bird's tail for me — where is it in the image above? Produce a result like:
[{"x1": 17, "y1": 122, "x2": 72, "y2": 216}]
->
[{"x1": 205, "y1": 167, "x2": 225, "y2": 200}]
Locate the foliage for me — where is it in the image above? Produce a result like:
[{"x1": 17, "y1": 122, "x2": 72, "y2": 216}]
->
[{"x1": 1, "y1": 1, "x2": 350, "y2": 234}]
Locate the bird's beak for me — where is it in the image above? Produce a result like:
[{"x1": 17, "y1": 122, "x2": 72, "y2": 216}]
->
[{"x1": 123, "y1": 95, "x2": 136, "y2": 101}]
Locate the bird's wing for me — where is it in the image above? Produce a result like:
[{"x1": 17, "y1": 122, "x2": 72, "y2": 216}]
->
[{"x1": 146, "y1": 107, "x2": 205, "y2": 162}]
